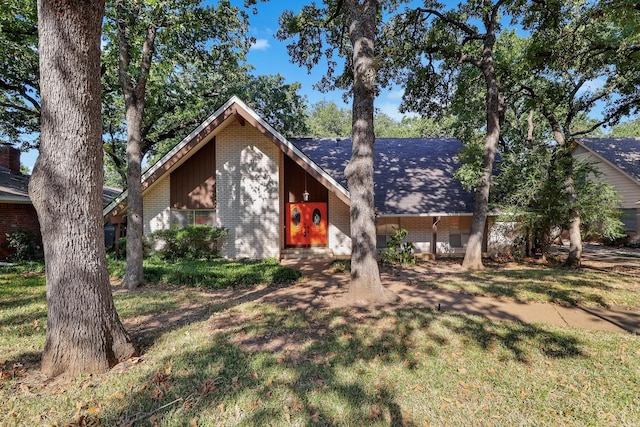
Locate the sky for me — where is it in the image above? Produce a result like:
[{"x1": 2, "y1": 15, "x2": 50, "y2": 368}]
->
[
  {"x1": 23, "y1": 1, "x2": 419, "y2": 172},
  {"x1": 19, "y1": 1, "x2": 624, "y2": 171},
  {"x1": 241, "y1": 1, "x2": 411, "y2": 120}
]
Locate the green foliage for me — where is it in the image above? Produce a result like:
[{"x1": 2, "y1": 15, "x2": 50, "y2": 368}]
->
[
  {"x1": 610, "y1": 117, "x2": 640, "y2": 137},
  {"x1": 149, "y1": 225, "x2": 228, "y2": 260},
  {"x1": 5, "y1": 228, "x2": 38, "y2": 261},
  {"x1": 306, "y1": 100, "x2": 351, "y2": 137},
  {"x1": 381, "y1": 227, "x2": 416, "y2": 266},
  {"x1": 107, "y1": 257, "x2": 300, "y2": 288},
  {"x1": 0, "y1": 0, "x2": 39, "y2": 148}
]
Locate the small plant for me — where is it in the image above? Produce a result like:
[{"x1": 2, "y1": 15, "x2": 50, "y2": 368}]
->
[
  {"x1": 381, "y1": 227, "x2": 416, "y2": 266},
  {"x1": 6, "y1": 228, "x2": 38, "y2": 261},
  {"x1": 150, "y1": 225, "x2": 228, "y2": 260}
]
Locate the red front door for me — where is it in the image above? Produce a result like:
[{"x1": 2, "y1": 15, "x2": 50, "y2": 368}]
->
[{"x1": 286, "y1": 203, "x2": 328, "y2": 246}]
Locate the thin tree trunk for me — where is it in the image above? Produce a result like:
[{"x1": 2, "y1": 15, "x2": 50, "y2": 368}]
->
[
  {"x1": 462, "y1": 32, "x2": 502, "y2": 270},
  {"x1": 343, "y1": 0, "x2": 398, "y2": 304},
  {"x1": 116, "y1": 5, "x2": 157, "y2": 290},
  {"x1": 32, "y1": 0, "x2": 135, "y2": 377},
  {"x1": 546, "y1": 114, "x2": 582, "y2": 267},
  {"x1": 122, "y1": 106, "x2": 145, "y2": 289}
]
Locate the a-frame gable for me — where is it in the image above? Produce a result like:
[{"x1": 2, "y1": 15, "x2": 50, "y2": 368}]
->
[{"x1": 103, "y1": 96, "x2": 350, "y2": 220}]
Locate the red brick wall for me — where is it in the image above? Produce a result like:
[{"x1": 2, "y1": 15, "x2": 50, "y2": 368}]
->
[
  {"x1": 0, "y1": 145, "x2": 20, "y2": 173},
  {"x1": 0, "y1": 203, "x2": 41, "y2": 260}
]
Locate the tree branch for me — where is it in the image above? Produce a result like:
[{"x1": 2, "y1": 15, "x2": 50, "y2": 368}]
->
[{"x1": 416, "y1": 7, "x2": 481, "y2": 39}]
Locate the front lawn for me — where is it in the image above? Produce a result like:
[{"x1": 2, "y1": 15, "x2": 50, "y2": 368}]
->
[
  {"x1": 1, "y1": 259, "x2": 639, "y2": 426},
  {"x1": 411, "y1": 260, "x2": 640, "y2": 308}
]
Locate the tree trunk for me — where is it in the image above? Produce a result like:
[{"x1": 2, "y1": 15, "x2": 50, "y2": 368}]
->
[
  {"x1": 462, "y1": 32, "x2": 502, "y2": 270},
  {"x1": 116, "y1": 5, "x2": 157, "y2": 290},
  {"x1": 121, "y1": 105, "x2": 145, "y2": 289},
  {"x1": 31, "y1": 0, "x2": 136, "y2": 378},
  {"x1": 547, "y1": 115, "x2": 582, "y2": 267},
  {"x1": 343, "y1": 0, "x2": 398, "y2": 304},
  {"x1": 560, "y1": 146, "x2": 582, "y2": 267}
]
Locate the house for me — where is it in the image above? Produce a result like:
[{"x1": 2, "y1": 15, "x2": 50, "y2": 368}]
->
[
  {"x1": 0, "y1": 144, "x2": 41, "y2": 259},
  {"x1": 573, "y1": 138, "x2": 640, "y2": 239},
  {"x1": 103, "y1": 96, "x2": 502, "y2": 259},
  {"x1": 0, "y1": 144, "x2": 123, "y2": 260}
]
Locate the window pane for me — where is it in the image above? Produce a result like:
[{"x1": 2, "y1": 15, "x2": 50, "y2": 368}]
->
[{"x1": 195, "y1": 211, "x2": 216, "y2": 226}]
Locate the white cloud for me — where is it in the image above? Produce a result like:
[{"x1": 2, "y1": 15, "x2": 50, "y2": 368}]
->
[{"x1": 250, "y1": 39, "x2": 271, "y2": 51}]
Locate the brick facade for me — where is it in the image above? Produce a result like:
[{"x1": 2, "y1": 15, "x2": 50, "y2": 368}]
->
[
  {"x1": 0, "y1": 203, "x2": 41, "y2": 259},
  {"x1": 327, "y1": 191, "x2": 351, "y2": 256},
  {"x1": 143, "y1": 176, "x2": 171, "y2": 235},
  {"x1": 0, "y1": 144, "x2": 20, "y2": 173},
  {"x1": 216, "y1": 122, "x2": 280, "y2": 258}
]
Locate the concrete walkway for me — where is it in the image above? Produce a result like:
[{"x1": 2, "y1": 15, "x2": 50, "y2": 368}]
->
[{"x1": 281, "y1": 260, "x2": 639, "y2": 334}]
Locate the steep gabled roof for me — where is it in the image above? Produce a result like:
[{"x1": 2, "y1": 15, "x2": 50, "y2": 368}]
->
[
  {"x1": 576, "y1": 138, "x2": 640, "y2": 184},
  {"x1": 289, "y1": 138, "x2": 473, "y2": 216},
  {"x1": 0, "y1": 166, "x2": 30, "y2": 203},
  {"x1": 103, "y1": 96, "x2": 350, "y2": 218}
]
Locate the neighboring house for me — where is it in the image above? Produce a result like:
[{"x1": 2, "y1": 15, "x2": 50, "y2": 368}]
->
[
  {"x1": 0, "y1": 144, "x2": 123, "y2": 260},
  {"x1": 103, "y1": 96, "x2": 501, "y2": 259},
  {"x1": 573, "y1": 138, "x2": 640, "y2": 239},
  {"x1": 0, "y1": 144, "x2": 41, "y2": 260}
]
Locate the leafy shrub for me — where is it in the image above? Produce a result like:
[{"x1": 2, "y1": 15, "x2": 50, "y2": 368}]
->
[
  {"x1": 107, "y1": 257, "x2": 300, "y2": 288},
  {"x1": 381, "y1": 228, "x2": 416, "y2": 266},
  {"x1": 150, "y1": 225, "x2": 228, "y2": 260},
  {"x1": 6, "y1": 229, "x2": 39, "y2": 261},
  {"x1": 108, "y1": 236, "x2": 151, "y2": 259}
]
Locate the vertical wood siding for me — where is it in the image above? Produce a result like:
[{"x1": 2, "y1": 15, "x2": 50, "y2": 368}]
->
[{"x1": 170, "y1": 139, "x2": 216, "y2": 209}]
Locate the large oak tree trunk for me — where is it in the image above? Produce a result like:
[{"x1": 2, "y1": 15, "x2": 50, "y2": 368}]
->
[
  {"x1": 343, "y1": 0, "x2": 398, "y2": 304},
  {"x1": 462, "y1": 33, "x2": 502, "y2": 271},
  {"x1": 31, "y1": 0, "x2": 136, "y2": 378}
]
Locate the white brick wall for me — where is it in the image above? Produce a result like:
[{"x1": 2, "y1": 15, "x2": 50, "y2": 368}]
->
[
  {"x1": 143, "y1": 176, "x2": 170, "y2": 235},
  {"x1": 328, "y1": 192, "x2": 351, "y2": 256},
  {"x1": 216, "y1": 122, "x2": 280, "y2": 258}
]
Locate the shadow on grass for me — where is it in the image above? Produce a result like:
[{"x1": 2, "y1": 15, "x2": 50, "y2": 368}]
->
[
  {"x1": 109, "y1": 301, "x2": 586, "y2": 426},
  {"x1": 404, "y1": 262, "x2": 631, "y2": 308}
]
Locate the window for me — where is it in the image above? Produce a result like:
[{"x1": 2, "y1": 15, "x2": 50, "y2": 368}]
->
[
  {"x1": 170, "y1": 209, "x2": 216, "y2": 227},
  {"x1": 449, "y1": 216, "x2": 472, "y2": 248}
]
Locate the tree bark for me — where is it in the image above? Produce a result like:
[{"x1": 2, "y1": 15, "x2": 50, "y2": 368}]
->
[
  {"x1": 116, "y1": 3, "x2": 157, "y2": 290},
  {"x1": 31, "y1": 0, "x2": 136, "y2": 378},
  {"x1": 121, "y1": 105, "x2": 145, "y2": 289},
  {"x1": 548, "y1": 120, "x2": 582, "y2": 267},
  {"x1": 343, "y1": 0, "x2": 398, "y2": 304},
  {"x1": 461, "y1": 20, "x2": 503, "y2": 271}
]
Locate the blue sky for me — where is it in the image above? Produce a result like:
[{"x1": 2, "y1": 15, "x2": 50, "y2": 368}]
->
[{"x1": 242, "y1": 1, "x2": 411, "y2": 120}]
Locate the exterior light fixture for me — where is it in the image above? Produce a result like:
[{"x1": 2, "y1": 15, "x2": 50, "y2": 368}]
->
[{"x1": 303, "y1": 170, "x2": 310, "y2": 202}]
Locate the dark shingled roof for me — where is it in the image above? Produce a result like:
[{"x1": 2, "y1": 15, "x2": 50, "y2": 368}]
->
[
  {"x1": 0, "y1": 165, "x2": 122, "y2": 207},
  {"x1": 578, "y1": 138, "x2": 640, "y2": 184},
  {"x1": 289, "y1": 137, "x2": 474, "y2": 216},
  {"x1": 0, "y1": 166, "x2": 30, "y2": 202}
]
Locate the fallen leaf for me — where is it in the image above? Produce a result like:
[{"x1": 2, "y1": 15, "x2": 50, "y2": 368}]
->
[
  {"x1": 87, "y1": 405, "x2": 101, "y2": 415},
  {"x1": 150, "y1": 388, "x2": 164, "y2": 399},
  {"x1": 369, "y1": 404, "x2": 382, "y2": 419}
]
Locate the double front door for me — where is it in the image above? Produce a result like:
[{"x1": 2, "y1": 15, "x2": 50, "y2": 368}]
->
[{"x1": 285, "y1": 202, "x2": 328, "y2": 246}]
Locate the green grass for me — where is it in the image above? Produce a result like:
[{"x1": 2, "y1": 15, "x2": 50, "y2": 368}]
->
[
  {"x1": 108, "y1": 256, "x2": 301, "y2": 288},
  {"x1": 416, "y1": 262, "x2": 640, "y2": 308},
  {"x1": 1, "y1": 260, "x2": 639, "y2": 426}
]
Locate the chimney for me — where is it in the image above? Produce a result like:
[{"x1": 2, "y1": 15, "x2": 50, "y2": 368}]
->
[{"x1": 0, "y1": 144, "x2": 21, "y2": 173}]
